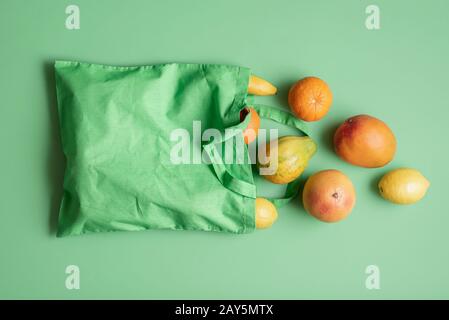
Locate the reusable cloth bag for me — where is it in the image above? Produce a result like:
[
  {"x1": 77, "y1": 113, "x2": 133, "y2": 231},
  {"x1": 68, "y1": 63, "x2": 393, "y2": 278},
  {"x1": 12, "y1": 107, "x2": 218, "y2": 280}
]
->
[{"x1": 55, "y1": 61, "x2": 310, "y2": 237}]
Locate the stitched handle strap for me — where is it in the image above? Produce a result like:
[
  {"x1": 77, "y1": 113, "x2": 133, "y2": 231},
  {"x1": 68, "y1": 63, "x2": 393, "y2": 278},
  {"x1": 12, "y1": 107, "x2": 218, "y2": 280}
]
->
[
  {"x1": 203, "y1": 104, "x2": 311, "y2": 207},
  {"x1": 251, "y1": 104, "x2": 310, "y2": 207},
  {"x1": 203, "y1": 114, "x2": 257, "y2": 199}
]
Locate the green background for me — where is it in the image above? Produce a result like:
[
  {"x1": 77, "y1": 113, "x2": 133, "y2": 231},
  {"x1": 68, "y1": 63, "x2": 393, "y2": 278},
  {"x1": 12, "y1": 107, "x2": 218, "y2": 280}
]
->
[{"x1": 1, "y1": 0, "x2": 448, "y2": 299}]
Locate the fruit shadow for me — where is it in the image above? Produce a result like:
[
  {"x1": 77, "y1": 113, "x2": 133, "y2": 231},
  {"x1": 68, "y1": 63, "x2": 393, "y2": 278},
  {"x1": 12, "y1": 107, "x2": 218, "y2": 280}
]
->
[
  {"x1": 318, "y1": 117, "x2": 345, "y2": 157},
  {"x1": 273, "y1": 80, "x2": 293, "y2": 108},
  {"x1": 43, "y1": 62, "x2": 65, "y2": 235},
  {"x1": 289, "y1": 175, "x2": 309, "y2": 214},
  {"x1": 370, "y1": 168, "x2": 394, "y2": 196},
  {"x1": 283, "y1": 173, "x2": 324, "y2": 226},
  {"x1": 251, "y1": 164, "x2": 312, "y2": 217}
]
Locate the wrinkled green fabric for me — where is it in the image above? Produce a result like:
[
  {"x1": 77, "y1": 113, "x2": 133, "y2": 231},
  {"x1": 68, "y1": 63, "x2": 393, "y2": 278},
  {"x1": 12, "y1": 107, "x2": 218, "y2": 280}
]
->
[{"x1": 55, "y1": 61, "x2": 310, "y2": 237}]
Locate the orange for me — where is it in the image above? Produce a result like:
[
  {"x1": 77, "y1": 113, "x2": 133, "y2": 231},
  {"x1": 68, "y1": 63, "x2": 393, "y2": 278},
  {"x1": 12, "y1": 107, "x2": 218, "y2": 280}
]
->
[
  {"x1": 288, "y1": 77, "x2": 333, "y2": 122},
  {"x1": 240, "y1": 107, "x2": 260, "y2": 144}
]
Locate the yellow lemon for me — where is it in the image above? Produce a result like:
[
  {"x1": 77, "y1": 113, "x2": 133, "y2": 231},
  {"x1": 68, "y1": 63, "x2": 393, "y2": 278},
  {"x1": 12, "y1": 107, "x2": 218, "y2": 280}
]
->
[
  {"x1": 378, "y1": 168, "x2": 430, "y2": 204},
  {"x1": 255, "y1": 198, "x2": 278, "y2": 229}
]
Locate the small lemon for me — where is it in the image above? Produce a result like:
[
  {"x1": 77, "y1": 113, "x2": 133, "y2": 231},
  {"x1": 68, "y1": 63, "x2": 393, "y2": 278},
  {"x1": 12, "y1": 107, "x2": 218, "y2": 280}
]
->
[
  {"x1": 255, "y1": 198, "x2": 278, "y2": 229},
  {"x1": 378, "y1": 168, "x2": 430, "y2": 204}
]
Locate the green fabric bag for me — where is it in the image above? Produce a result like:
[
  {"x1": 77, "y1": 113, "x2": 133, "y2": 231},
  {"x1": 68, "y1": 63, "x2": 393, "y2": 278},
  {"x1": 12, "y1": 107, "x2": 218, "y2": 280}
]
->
[{"x1": 55, "y1": 61, "x2": 310, "y2": 237}]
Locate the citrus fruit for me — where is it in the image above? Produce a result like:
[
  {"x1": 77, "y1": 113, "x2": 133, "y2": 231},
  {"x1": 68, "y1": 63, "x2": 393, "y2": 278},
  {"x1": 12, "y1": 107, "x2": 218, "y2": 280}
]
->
[
  {"x1": 239, "y1": 107, "x2": 260, "y2": 144},
  {"x1": 255, "y1": 198, "x2": 278, "y2": 229},
  {"x1": 302, "y1": 169, "x2": 356, "y2": 223},
  {"x1": 288, "y1": 77, "x2": 333, "y2": 122},
  {"x1": 378, "y1": 168, "x2": 430, "y2": 204}
]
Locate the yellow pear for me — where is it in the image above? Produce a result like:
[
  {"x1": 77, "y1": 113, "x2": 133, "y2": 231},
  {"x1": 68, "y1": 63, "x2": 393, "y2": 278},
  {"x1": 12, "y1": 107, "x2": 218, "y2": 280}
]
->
[{"x1": 258, "y1": 136, "x2": 317, "y2": 184}]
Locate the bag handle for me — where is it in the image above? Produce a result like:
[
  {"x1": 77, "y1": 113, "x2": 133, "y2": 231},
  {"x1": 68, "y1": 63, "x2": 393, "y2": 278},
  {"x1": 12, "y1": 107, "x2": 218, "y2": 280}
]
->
[
  {"x1": 251, "y1": 104, "x2": 311, "y2": 207},
  {"x1": 203, "y1": 104, "x2": 311, "y2": 207},
  {"x1": 203, "y1": 114, "x2": 257, "y2": 199}
]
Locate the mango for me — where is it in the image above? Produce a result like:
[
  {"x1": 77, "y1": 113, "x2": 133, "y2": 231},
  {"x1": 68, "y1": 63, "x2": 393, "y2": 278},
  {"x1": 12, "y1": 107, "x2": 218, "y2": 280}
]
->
[{"x1": 334, "y1": 114, "x2": 396, "y2": 168}]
